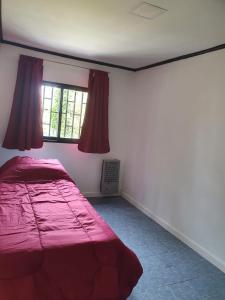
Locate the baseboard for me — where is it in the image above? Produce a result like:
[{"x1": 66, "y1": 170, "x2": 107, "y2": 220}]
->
[
  {"x1": 121, "y1": 191, "x2": 225, "y2": 274},
  {"x1": 83, "y1": 192, "x2": 120, "y2": 198},
  {"x1": 82, "y1": 192, "x2": 103, "y2": 198}
]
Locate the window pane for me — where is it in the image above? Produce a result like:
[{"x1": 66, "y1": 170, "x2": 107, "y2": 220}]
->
[
  {"x1": 83, "y1": 92, "x2": 88, "y2": 104},
  {"x1": 68, "y1": 90, "x2": 75, "y2": 102},
  {"x1": 42, "y1": 84, "x2": 59, "y2": 138},
  {"x1": 43, "y1": 110, "x2": 50, "y2": 124},
  {"x1": 62, "y1": 90, "x2": 68, "y2": 113},
  {"x1": 75, "y1": 92, "x2": 82, "y2": 114},
  {"x1": 72, "y1": 115, "x2": 80, "y2": 139},
  {"x1": 66, "y1": 115, "x2": 73, "y2": 127},
  {"x1": 44, "y1": 99, "x2": 51, "y2": 110},
  {"x1": 44, "y1": 86, "x2": 53, "y2": 98},
  {"x1": 65, "y1": 126, "x2": 72, "y2": 138},
  {"x1": 43, "y1": 124, "x2": 50, "y2": 136},
  {"x1": 60, "y1": 113, "x2": 66, "y2": 137},
  {"x1": 66, "y1": 102, "x2": 74, "y2": 126},
  {"x1": 81, "y1": 103, "x2": 86, "y2": 125},
  {"x1": 50, "y1": 112, "x2": 59, "y2": 137},
  {"x1": 52, "y1": 88, "x2": 61, "y2": 112}
]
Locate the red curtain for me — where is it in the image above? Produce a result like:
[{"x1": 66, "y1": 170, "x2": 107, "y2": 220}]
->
[
  {"x1": 3, "y1": 55, "x2": 43, "y2": 151},
  {"x1": 78, "y1": 69, "x2": 110, "y2": 153}
]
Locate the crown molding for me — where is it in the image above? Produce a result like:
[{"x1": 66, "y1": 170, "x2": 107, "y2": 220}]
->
[
  {"x1": 3, "y1": 39, "x2": 225, "y2": 72},
  {"x1": 135, "y1": 43, "x2": 225, "y2": 71},
  {"x1": 1, "y1": 39, "x2": 135, "y2": 71}
]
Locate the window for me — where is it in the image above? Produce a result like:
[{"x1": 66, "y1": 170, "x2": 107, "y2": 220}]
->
[{"x1": 41, "y1": 81, "x2": 88, "y2": 143}]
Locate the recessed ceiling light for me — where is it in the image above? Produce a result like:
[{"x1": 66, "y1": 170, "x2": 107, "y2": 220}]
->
[{"x1": 132, "y1": 2, "x2": 167, "y2": 20}]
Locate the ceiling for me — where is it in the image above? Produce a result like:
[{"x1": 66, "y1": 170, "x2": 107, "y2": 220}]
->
[{"x1": 2, "y1": 0, "x2": 225, "y2": 69}]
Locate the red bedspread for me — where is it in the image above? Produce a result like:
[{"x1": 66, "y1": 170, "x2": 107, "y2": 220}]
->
[{"x1": 0, "y1": 157, "x2": 142, "y2": 300}]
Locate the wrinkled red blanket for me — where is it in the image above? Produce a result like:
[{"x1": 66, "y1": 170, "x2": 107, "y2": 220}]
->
[{"x1": 0, "y1": 157, "x2": 142, "y2": 300}]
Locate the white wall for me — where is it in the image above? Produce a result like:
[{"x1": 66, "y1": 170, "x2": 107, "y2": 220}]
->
[
  {"x1": 0, "y1": 44, "x2": 131, "y2": 195},
  {"x1": 121, "y1": 49, "x2": 225, "y2": 272}
]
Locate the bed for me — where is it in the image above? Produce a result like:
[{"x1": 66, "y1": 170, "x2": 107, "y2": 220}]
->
[{"x1": 0, "y1": 156, "x2": 142, "y2": 300}]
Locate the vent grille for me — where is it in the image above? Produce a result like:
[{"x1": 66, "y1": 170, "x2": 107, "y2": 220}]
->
[
  {"x1": 132, "y1": 2, "x2": 167, "y2": 20},
  {"x1": 100, "y1": 159, "x2": 120, "y2": 195}
]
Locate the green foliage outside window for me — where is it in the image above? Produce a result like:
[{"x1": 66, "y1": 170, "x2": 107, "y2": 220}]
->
[{"x1": 41, "y1": 83, "x2": 87, "y2": 142}]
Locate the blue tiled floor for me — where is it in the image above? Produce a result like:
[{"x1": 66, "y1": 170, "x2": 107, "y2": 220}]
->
[{"x1": 90, "y1": 197, "x2": 225, "y2": 300}]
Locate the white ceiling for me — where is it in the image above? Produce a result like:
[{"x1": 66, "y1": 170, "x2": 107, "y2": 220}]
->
[{"x1": 2, "y1": 0, "x2": 225, "y2": 68}]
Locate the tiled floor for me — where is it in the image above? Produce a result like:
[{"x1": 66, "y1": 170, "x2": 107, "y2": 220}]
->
[{"x1": 90, "y1": 197, "x2": 225, "y2": 300}]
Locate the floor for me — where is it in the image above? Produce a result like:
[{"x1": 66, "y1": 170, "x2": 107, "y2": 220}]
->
[{"x1": 89, "y1": 197, "x2": 225, "y2": 300}]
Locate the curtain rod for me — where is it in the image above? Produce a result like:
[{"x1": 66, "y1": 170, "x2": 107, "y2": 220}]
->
[{"x1": 44, "y1": 58, "x2": 110, "y2": 73}]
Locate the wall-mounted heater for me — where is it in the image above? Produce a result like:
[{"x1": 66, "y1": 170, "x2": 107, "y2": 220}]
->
[{"x1": 100, "y1": 159, "x2": 120, "y2": 195}]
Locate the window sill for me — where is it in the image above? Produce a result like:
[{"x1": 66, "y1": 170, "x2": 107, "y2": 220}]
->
[{"x1": 43, "y1": 137, "x2": 79, "y2": 144}]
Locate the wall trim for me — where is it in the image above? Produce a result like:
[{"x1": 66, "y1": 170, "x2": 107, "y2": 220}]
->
[
  {"x1": 83, "y1": 192, "x2": 103, "y2": 198},
  {"x1": 121, "y1": 191, "x2": 225, "y2": 274},
  {"x1": 135, "y1": 43, "x2": 225, "y2": 71},
  {"x1": 1, "y1": 40, "x2": 134, "y2": 72},
  {"x1": 83, "y1": 192, "x2": 120, "y2": 198},
  {"x1": 2, "y1": 39, "x2": 225, "y2": 72}
]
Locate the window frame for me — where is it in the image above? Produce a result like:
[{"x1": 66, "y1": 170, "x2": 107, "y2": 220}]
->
[{"x1": 42, "y1": 81, "x2": 88, "y2": 144}]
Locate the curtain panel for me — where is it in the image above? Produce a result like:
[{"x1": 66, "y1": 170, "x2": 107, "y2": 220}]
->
[
  {"x1": 3, "y1": 55, "x2": 43, "y2": 150},
  {"x1": 78, "y1": 69, "x2": 110, "y2": 154}
]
